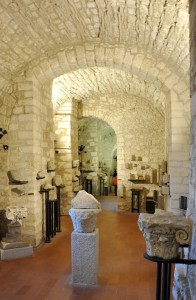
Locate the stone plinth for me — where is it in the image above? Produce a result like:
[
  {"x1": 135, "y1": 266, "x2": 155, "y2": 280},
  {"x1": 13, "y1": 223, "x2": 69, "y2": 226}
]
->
[
  {"x1": 71, "y1": 229, "x2": 99, "y2": 285},
  {"x1": 138, "y1": 210, "x2": 191, "y2": 259},
  {"x1": 1, "y1": 241, "x2": 29, "y2": 249},
  {"x1": 0, "y1": 210, "x2": 33, "y2": 261},
  {"x1": 172, "y1": 265, "x2": 190, "y2": 300},
  {"x1": 0, "y1": 246, "x2": 33, "y2": 260}
]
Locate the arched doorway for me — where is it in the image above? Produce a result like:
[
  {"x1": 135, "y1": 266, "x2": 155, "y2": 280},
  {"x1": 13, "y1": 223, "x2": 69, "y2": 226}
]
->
[{"x1": 78, "y1": 117, "x2": 117, "y2": 196}]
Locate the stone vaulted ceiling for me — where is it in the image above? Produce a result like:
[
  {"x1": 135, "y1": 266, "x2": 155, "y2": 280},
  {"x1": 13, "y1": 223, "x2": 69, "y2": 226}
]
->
[
  {"x1": 0, "y1": 0, "x2": 189, "y2": 112},
  {"x1": 52, "y1": 67, "x2": 166, "y2": 114}
]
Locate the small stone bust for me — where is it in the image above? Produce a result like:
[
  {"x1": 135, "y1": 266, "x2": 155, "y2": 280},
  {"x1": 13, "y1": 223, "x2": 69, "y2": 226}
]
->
[
  {"x1": 69, "y1": 190, "x2": 101, "y2": 233},
  {"x1": 52, "y1": 175, "x2": 63, "y2": 186},
  {"x1": 47, "y1": 160, "x2": 56, "y2": 171}
]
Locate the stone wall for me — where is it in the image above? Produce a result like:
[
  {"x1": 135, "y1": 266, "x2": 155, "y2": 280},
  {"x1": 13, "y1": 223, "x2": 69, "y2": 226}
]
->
[
  {"x1": 0, "y1": 88, "x2": 16, "y2": 210},
  {"x1": 1, "y1": 78, "x2": 55, "y2": 246},
  {"x1": 187, "y1": 0, "x2": 196, "y2": 298},
  {"x1": 78, "y1": 118, "x2": 99, "y2": 194},
  {"x1": 166, "y1": 90, "x2": 190, "y2": 213},
  {"x1": 54, "y1": 99, "x2": 79, "y2": 215}
]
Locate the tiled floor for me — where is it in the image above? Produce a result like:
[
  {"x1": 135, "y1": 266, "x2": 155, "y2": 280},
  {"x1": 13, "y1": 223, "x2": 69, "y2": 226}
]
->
[{"x1": 0, "y1": 196, "x2": 166, "y2": 300}]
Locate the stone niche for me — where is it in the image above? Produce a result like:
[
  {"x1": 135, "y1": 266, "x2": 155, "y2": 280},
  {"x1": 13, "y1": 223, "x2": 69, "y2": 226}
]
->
[{"x1": 138, "y1": 210, "x2": 192, "y2": 260}]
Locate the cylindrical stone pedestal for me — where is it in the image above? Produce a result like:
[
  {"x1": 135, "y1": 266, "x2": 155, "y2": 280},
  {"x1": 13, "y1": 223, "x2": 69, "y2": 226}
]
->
[{"x1": 71, "y1": 229, "x2": 99, "y2": 285}]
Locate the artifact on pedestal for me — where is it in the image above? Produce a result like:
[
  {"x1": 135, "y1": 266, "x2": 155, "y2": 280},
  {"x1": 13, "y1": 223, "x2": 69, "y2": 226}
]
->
[
  {"x1": 47, "y1": 160, "x2": 56, "y2": 171},
  {"x1": 72, "y1": 160, "x2": 80, "y2": 168},
  {"x1": 69, "y1": 190, "x2": 101, "y2": 284},
  {"x1": 36, "y1": 170, "x2": 46, "y2": 180},
  {"x1": 5, "y1": 206, "x2": 27, "y2": 225},
  {"x1": 138, "y1": 209, "x2": 191, "y2": 259},
  {"x1": 69, "y1": 190, "x2": 101, "y2": 233},
  {"x1": 7, "y1": 170, "x2": 28, "y2": 185},
  {"x1": 52, "y1": 175, "x2": 64, "y2": 187},
  {"x1": 0, "y1": 206, "x2": 33, "y2": 260},
  {"x1": 41, "y1": 182, "x2": 54, "y2": 190},
  {"x1": 11, "y1": 187, "x2": 27, "y2": 196}
]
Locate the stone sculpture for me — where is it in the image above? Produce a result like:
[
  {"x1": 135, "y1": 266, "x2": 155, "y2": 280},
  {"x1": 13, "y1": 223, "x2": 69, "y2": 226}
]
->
[
  {"x1": 1, "y1": 206, "x2": 27, "y2": 244},
  {"x1": 73, "y1": 185, "x2": 82, "y2": 192},
  {"x1": 138, "y1": 209, "x2": 192, "y2": 259},
  {"x1": 5, "y1": 206, "x2": 27, "y2": 225},
  {"x1": 69, "y1": 190, "x2": 101, "y2": 233},
  {"x1": 41, "y1": 182, "x2": 54, "y2": 190},
  {"x1": 52, "y1": 175, "x2": 64, "y2": 187},
  {"x1": 72, "y1": 160, "x2": 80, "y2": 168},
  {"x1": 7, "y1": 170, "x2": 28, "y2": 185},
  {"x1": 36, "y1": 171, "x2": 46, "y2": 180},
  {"x1": 47, "y1": 160, "x2": 56, "y2": 171},
  {"x1": 11, "y1": 187, "x2": 27, "y2": 196},
  {"x1": 49, "y1": 189, "x2": 57, "y2": 200},
  {"x1": 0, "y1": 205, "x2": 33, "y2": 260},
  {"x1": 75, "y1": 170, "x2": 81, "y2": 176}
]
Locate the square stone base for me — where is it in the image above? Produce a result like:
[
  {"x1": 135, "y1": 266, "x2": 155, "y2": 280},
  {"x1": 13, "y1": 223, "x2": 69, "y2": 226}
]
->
[
  {"x1": 71, "y1": 229, "x2": 99, "y2": 285},
  {"x1": 0, "y1": 245, "x2": 33, "y2": 260}
]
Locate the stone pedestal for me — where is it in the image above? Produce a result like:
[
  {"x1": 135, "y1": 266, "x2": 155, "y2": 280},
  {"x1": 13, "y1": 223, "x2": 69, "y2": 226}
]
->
[
  {"x1": 71, "y1": 229, "x2": 99, "y2": 285},
  {"x1": 172, "y1": 265, "x2": 190, "y2": 300},
  {"x1": 0, "y1": 220, "x2": 33, "y2": 260},
  {"x1": 0, "y1": 246, "x2": 33, "y2": 261},
  {"x1": 172, "y1": 247, "x2": 190, "y2": 300}
]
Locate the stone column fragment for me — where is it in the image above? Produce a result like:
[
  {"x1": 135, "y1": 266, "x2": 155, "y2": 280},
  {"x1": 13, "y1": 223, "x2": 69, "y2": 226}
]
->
[{"x1": 138, "y1": 209, "x2": 191, "y2": 259}]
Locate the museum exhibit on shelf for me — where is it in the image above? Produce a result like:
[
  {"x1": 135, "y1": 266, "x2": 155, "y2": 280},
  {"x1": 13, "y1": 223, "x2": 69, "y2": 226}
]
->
[{"x1": 0, "y1": 0, "x2": 196, "y2": 299}]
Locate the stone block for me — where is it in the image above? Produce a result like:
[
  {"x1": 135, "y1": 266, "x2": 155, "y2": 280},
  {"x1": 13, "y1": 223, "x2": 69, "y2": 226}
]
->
[
  {"x1": 1, "y1": 241, "x2": 29, "y2": 249},
  {"x1": 0, "y1": 245, "x2": 33, "y2": 260},
  {"x1": 71, "y1": 229, "x2": 99, "y2": 285}
]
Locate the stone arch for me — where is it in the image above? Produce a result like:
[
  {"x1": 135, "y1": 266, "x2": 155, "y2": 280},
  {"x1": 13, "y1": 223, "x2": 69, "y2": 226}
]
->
[
  {"x1": 52, "y1": 67, "x2": 167, "y2": 115},
  {"x1": 9, "y1": 43, "x2": 189, "y2": 212},
  {"x1": 28, "y1": 43, "x2": 188, "y2": 94},
  {"x1": 78, "y1": 111, "x2": 125, "y2": 197},
  {"x1": 1, "y1": 41, "x2": 190, "y2": 244},
  {"x1": 78, "y1": 115, "x2": 118, "y2": 193}
]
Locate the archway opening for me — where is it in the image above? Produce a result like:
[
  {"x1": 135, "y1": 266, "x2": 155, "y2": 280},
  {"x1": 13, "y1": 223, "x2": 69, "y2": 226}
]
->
[{"x1": 78, "y1": 117, "x2": 117, "y2": 197}]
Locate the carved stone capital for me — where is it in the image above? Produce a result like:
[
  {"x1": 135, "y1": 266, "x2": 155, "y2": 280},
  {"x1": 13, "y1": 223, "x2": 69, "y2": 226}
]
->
[
  {"x1": 69, "y1": 208, "x2": 101, "y2": 233},
  {"x1": 69, "y1": 190, "x2": 101, "y2": 233},
  {"x1": 138, "y1": 210, "x2": 192, "y2": 259},
  {"x1": 5, "y1": 206, "x2": 28, "y2": 225}
]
